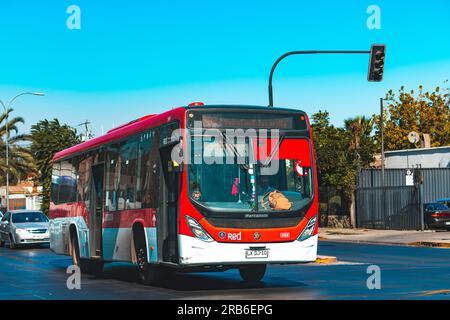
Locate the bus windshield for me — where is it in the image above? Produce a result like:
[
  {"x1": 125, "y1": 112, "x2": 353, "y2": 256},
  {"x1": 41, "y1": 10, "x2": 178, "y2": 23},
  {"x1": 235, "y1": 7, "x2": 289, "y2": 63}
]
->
[{"x1": 188, "y1": 134, "x2": 313, "y2": 214}]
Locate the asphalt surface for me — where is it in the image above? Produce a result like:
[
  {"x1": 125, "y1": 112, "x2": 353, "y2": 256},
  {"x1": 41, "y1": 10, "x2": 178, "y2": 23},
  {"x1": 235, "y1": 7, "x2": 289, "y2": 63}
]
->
[{"x1": 0, "y1": 241, "x2": 449, "y2": 300}]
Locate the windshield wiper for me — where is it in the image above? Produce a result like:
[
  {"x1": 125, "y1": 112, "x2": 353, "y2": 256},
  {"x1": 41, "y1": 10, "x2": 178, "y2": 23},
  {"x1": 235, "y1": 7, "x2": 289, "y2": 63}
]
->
[
  {"x1": 217, "y1": 131, "x2": 250, "y2": 171},
  {"x1": 261, "y1": 136, "x2": 283, "y2": 167}
]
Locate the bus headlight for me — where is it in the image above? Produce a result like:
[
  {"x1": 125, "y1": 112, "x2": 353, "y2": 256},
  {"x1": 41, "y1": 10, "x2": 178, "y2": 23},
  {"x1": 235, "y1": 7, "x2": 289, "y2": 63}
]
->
[
  {"x1": 185, "y1": 216, "x2": 214, "y2": 242},
  {"x1": 297, "y1": 215, "x2": 317, "y2": 241}
]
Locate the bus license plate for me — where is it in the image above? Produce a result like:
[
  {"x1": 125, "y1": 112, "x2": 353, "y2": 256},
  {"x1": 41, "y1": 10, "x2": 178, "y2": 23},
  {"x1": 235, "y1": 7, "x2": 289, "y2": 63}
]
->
[
  {"x1": 445, "y1": 221, "x2": 450, "y2": 225},
  {"x1": 245, "y1": 249, "x2": 269, "y2": 259}
]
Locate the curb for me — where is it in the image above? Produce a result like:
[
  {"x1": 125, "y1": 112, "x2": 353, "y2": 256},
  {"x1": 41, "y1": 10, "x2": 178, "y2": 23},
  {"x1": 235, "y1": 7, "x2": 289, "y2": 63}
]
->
[
  {"x1": 407, "y1": 241, "x2": 450, "y2": 248},
  {"x1": 315, "y1": 255, "x2": 338, "y2": 264},
  {"x1": 320, "y1": 237, "x2": 450, "y2": 249}
]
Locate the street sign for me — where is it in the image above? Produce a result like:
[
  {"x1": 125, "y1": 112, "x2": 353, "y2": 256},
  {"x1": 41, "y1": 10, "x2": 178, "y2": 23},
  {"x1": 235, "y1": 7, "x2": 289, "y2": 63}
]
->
[
  {"x1": 408, "y1": 131, "x2": 420, "y2": 144},
  {"x1": 405, "y1": 169, "x2": 414, "y2": 186}
]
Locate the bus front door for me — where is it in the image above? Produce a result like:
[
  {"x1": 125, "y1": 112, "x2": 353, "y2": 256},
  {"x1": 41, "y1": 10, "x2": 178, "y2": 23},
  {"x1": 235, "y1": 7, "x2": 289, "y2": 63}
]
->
[
  {"x1": 159, "y1": 144, "x2": 180, "y2": 263},
  {"x1": 89, "y1": 164, "x2": 104, "y2": 258}
]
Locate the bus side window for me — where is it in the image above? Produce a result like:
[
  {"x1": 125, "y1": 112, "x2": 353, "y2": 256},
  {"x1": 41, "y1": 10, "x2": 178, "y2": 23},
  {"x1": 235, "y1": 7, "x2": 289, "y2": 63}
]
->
[
  {"x1": 105, "y1": 144, "x2": 120, "y2": 212},
  {"x1": 77, "y1": 153, "x2": 93, "y2": 209},
  {"x1": 137, "y1": 129, "x2": 160, "y2": 209},
  {"x1": 51, "y1": 162, "x2": 61, "y2": 205},
  {"x1": 117, "y1": 138, "x2": 138, "y2": 210},
  {"x1": 58, "y1": 160, "x2": 77, "y2": 203}
]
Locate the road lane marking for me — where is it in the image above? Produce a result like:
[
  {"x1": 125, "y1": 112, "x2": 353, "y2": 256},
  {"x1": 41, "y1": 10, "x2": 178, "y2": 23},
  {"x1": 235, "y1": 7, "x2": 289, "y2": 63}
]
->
[{"x1": 416, "y1": 289, "x2": 450, "y2": 296}]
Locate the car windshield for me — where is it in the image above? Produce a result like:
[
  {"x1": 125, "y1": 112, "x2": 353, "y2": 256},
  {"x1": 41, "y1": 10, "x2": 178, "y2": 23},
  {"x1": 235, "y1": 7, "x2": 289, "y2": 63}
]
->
[
  {"x1": 188, "y1": 134, "x2": 313, "y2": 214},
  {"x1": 12, "y1": 212, "x2": 48, "y2": 223},
  {"x1": 434, "y1": 203, "x2": 449, "y2": 210}
]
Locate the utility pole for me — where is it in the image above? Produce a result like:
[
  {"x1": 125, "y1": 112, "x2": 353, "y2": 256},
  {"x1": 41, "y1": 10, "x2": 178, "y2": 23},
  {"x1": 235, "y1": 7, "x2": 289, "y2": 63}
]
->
[
  {"x1": 77, "y1": 120, "x2": 93, "y2": 142},
  {"x1": 380, "y1": 97, "x2": 387, "y2": 227},
  {"x1": 380, "y1": 97, "x2": 386, "y2": 186}
]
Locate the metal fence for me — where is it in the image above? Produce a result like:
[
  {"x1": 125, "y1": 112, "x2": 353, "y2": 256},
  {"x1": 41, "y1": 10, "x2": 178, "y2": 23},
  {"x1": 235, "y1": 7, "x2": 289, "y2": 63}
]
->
[
  {"x1": 359, "y1": 168, "x2": 450, "y2": 203},
  {"x1": 356, "y1": 185, "x2": 421, "y2": 230}
]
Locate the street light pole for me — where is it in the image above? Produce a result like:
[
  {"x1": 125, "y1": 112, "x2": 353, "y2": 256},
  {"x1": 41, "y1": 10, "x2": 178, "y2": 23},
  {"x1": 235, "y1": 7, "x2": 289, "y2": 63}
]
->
[
  {"x1": 380, "y1": 97, "x2": 385, "y2": 187},
  {"x1": 0, "y1": 92, "x2": 45, "y2": 212},
  {"x1": 267, "y1": 50, "x2": 370, "y2": 107}
]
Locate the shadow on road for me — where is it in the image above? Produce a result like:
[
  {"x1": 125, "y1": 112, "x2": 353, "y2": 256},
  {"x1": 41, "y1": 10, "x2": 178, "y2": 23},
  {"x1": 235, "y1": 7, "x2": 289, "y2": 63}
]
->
[{"x1": 97, "y1": 264, "x2": 307, "y2": 291}]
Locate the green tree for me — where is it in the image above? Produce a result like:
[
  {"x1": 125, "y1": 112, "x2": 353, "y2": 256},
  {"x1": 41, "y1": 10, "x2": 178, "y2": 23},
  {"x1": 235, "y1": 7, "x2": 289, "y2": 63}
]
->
[
  {"x1": 312, "y1": 112, "x2": 377, "y2": 218},
  {"x1": 0, "y1": 108, "x2": 36, "y2": 185},
  {"x1": 344, "y1": 115, "x2": 377, "y2": 169},
  {"x1": 380, "y1": 83, "x2": 450, "y2": 151},
  {"x1": 30, "y1": 119, "x2": 81, "y2": 214},
  {"x1": 311, "y1": 111, "x2": 356, "y2": 197}
]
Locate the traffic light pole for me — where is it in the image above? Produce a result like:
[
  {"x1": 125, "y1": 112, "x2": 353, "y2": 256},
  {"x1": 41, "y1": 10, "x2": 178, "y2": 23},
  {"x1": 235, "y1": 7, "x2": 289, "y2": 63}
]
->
[{"x1": 268, "y1": 50, "x2": 370, "y2": 107}]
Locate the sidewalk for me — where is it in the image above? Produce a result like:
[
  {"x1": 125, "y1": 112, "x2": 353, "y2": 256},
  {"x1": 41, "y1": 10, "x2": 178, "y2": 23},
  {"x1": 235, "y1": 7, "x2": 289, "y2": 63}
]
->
[{"x1": 319, "y1": 227, "x2": 450, "y2": 248}]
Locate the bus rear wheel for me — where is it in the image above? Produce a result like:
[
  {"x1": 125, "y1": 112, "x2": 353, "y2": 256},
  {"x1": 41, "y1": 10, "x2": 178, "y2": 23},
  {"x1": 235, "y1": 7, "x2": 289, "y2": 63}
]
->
[
  {"x1": 239, "y1": 264, "x2": 267, "y2": 283},
  {"x1": 70, "y1": 231, "x2": 104, "y2": 275}
]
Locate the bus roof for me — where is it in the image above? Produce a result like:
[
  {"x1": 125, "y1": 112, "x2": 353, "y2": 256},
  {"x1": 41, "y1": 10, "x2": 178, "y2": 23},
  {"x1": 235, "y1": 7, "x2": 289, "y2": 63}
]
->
[{"x1": 52, "y1": 104, "x2": 306, "y2": 162}]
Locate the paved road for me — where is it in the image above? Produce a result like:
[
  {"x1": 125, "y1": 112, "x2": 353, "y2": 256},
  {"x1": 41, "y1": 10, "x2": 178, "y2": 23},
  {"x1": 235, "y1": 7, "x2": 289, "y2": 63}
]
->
[{"x1": 0, "y1": 241, "x2": 449, "y2": 300}]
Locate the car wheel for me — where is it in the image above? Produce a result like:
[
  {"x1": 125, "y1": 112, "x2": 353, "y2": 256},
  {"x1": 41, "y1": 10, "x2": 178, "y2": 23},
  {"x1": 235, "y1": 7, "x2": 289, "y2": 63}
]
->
[
  {"x1": 9, "y1": 234, "x2": 17, "y2": 249},
  {"x1": 239, "y1": 264, "x2": 267, "y2": 283}
]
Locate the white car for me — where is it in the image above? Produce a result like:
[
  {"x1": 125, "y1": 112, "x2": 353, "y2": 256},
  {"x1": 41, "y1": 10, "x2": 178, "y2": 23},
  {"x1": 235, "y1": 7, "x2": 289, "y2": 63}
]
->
[{"x1": 0, "y1": 210, "x2": 50, "y2": 249}]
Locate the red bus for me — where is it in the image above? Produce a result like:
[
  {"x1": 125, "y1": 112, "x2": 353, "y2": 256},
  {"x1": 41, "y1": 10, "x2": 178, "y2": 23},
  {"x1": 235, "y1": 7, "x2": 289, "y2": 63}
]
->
[{"x1": 49, "y1": 104, "x2": 318, "y2": 284}]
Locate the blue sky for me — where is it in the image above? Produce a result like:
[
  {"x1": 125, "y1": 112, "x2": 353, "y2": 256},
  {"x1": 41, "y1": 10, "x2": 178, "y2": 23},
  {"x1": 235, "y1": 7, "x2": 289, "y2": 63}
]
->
[{"x1": 0, "y1": 0, "x2": 449, "y2": 136}]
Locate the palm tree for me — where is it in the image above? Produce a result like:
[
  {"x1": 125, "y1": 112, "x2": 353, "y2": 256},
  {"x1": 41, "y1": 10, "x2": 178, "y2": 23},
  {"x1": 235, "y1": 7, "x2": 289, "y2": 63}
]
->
[
  {"x1": 0, "y1": 108, "x2": 36, "y2": 185},
  {"x1": 344, "y1": 116, "x2": 375, "y2": 159}
]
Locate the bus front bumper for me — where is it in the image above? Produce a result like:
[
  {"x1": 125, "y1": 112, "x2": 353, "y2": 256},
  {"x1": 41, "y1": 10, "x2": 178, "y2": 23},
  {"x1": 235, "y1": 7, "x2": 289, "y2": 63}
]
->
[{"x1": 178, "y1": 234, "x2": 318, "y2": 266}]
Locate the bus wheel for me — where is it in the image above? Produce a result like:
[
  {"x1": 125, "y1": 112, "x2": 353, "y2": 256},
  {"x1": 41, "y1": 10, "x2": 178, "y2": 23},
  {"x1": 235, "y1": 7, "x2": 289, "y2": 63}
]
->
[
  {"x1": 70, "y1": 231, "x2": 91, "y2": 273},
  {"x1": 134, "y1": 228, "x2": 161, "y2": 286},
  {"x1": 239, "y1": 264, "x2": 267, "y2": 283},
  {"x1": 88, "y1": 260, "x2": 104, "y2": 275},
  {"x1": 136, "y1": 245, "x2": 160, "y2": 285}
]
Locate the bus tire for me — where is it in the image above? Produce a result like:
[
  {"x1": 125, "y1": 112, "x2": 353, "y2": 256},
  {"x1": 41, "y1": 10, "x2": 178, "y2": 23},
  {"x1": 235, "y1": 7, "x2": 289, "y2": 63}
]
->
[
  {"x1": 70, "y1": 229, "x2": 91, "y2": 273},
  {"x1": 133, "y1": 225, "x2": 160, "y2": 286},
  {"x1": 87, "y1": 260, "x2": 104, "y2": 275},
  {"x1": 239, "y1": 264, "x2": 267, "y2": 283}
]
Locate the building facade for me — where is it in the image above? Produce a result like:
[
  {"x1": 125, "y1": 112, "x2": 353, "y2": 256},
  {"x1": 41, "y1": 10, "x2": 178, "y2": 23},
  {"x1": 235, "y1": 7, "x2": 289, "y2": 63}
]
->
[
  {"x1": 385, "y1": 146, "x2": 450, "y2": 169},
  {"x1": 0, "y1": 181, "x2": 42, "y2": 213}
]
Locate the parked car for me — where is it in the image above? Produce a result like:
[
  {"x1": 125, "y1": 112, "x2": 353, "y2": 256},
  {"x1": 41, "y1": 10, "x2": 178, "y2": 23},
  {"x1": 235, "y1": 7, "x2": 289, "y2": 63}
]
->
[
  {"x1": 436, "y1": 198, "x2": 450, "y2": 208},
  {"x1": 0, "y1": 210, "x2": 50, "y2": 249},
  {"x1": 424, "y1": 203, "x2": 450, "y2": 230}
]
